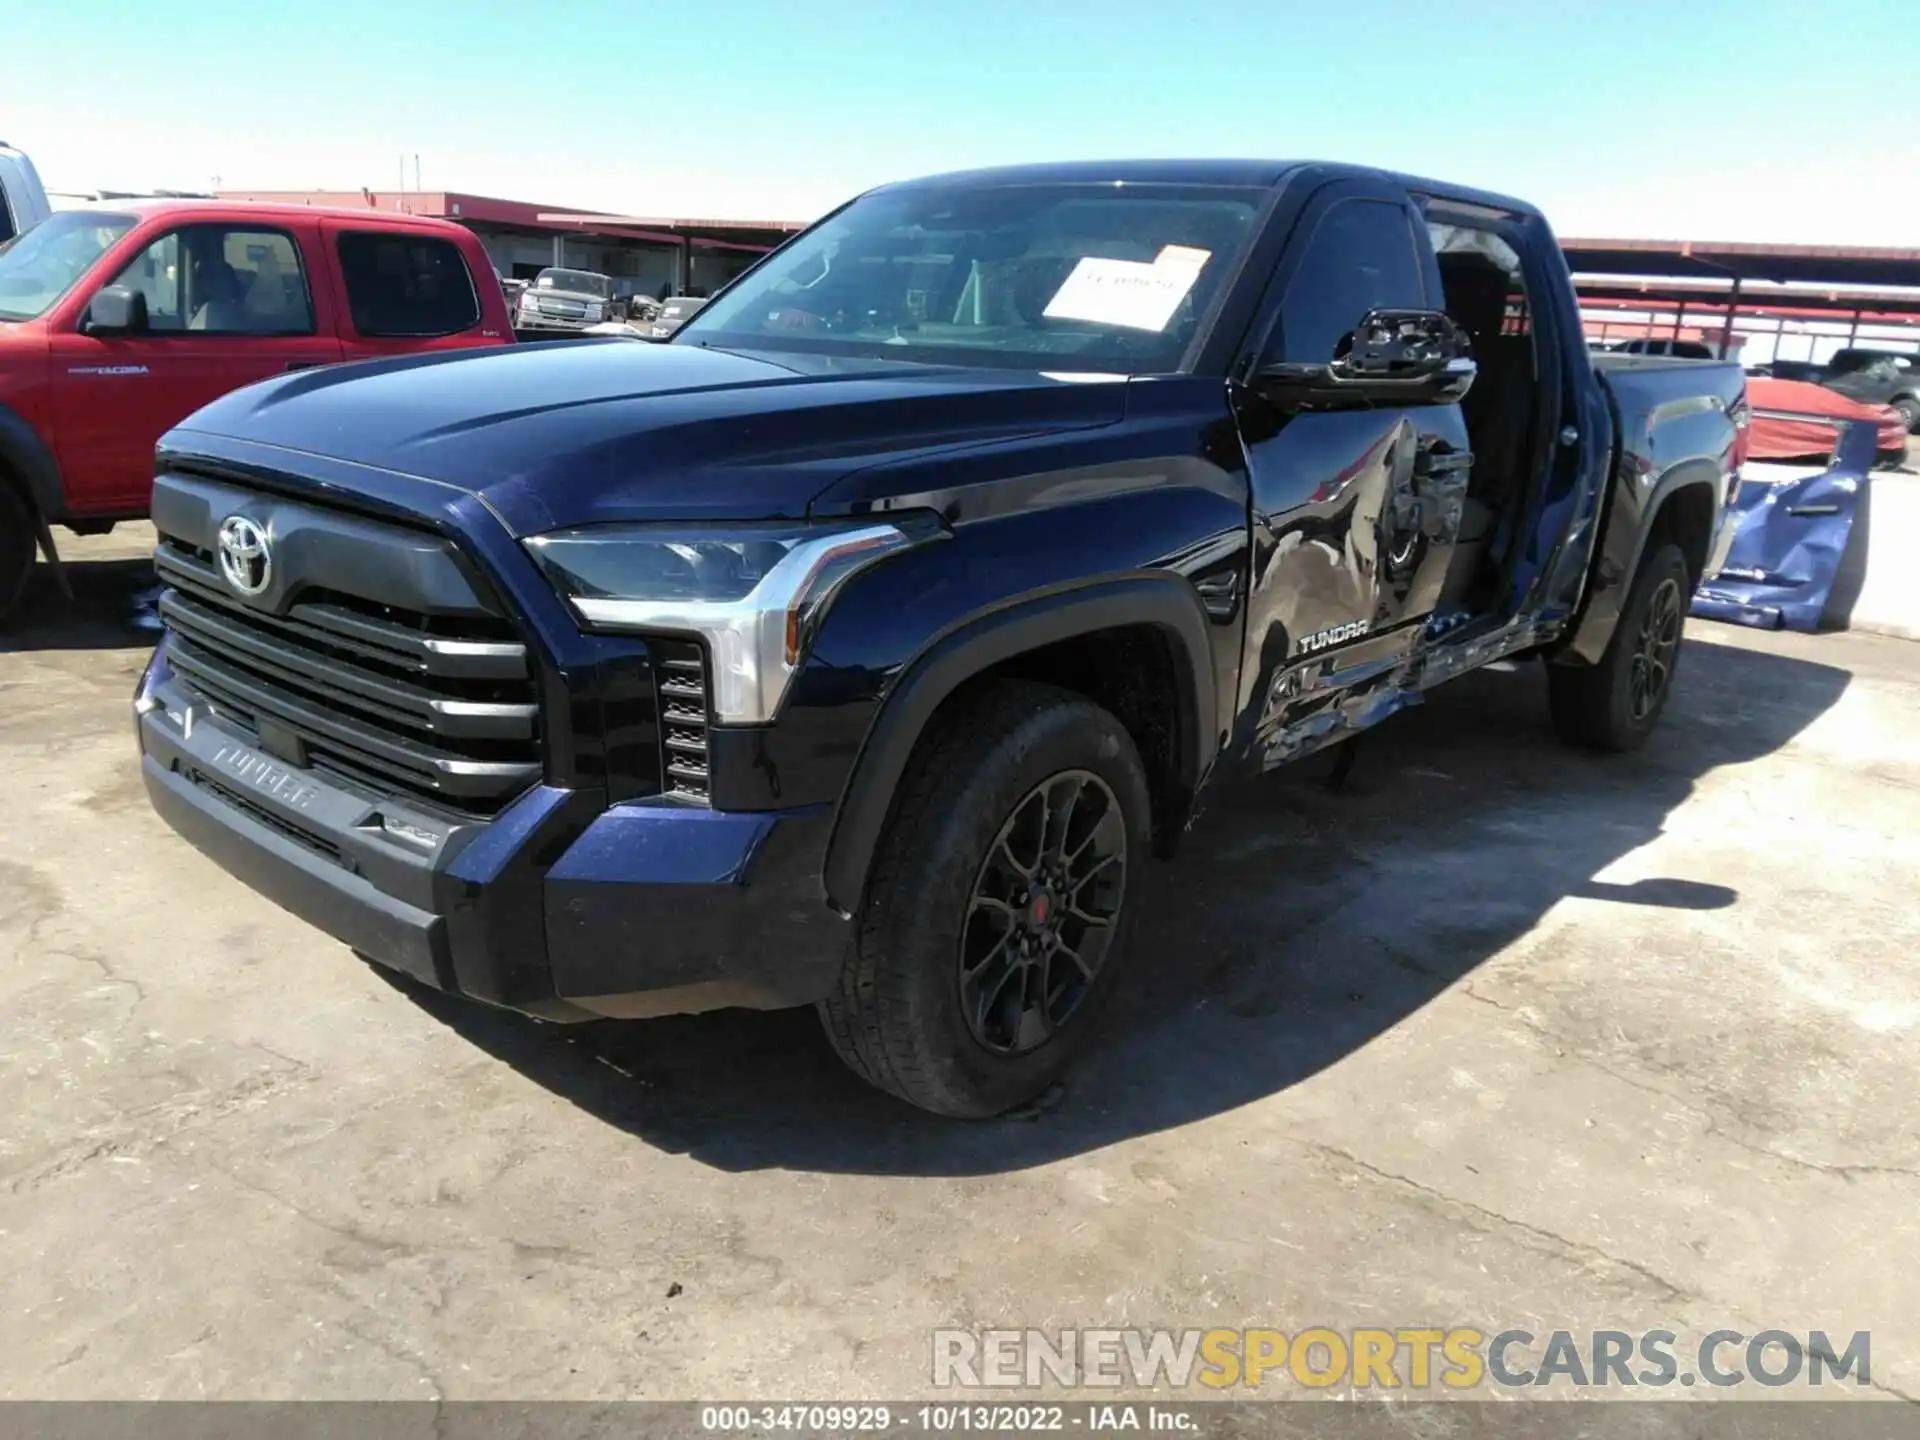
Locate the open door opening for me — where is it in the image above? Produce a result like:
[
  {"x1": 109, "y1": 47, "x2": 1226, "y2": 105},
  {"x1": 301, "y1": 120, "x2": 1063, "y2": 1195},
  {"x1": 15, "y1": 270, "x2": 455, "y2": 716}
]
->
[{"x1": 1429, "y1": 223, "x2": 1541, "y2": 615}]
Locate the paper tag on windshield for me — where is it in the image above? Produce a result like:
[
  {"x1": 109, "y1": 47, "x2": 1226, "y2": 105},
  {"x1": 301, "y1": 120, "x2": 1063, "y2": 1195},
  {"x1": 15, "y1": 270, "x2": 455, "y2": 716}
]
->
[{"x1": 1043, "y1": 245, "x2": 1211, "y2": 333}]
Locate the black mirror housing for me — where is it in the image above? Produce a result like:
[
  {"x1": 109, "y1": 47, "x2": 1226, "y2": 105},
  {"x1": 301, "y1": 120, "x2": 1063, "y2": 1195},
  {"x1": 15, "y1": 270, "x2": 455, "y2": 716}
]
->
[
  {"x1": 1255, "y1": 307, "x2": 1476, "y2": 412},
  {"x1": 85, "y1": 285, "x2": 149, "y2": 336}
]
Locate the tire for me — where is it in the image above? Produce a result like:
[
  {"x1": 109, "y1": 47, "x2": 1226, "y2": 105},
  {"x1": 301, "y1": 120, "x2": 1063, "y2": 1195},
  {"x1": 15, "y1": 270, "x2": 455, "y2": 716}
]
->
[
  {"x1": 1548, "y1": 542, "x2": 1690, "y2": 752},
  {"x1": 818, "y1": 681, "x2": 1151, "y2": 1117},
  {"x1": 0, "y1": 484, "x2": 36, "y2": 622},
  {"x1": 1894, "y1": 396, "x2": 1920, "y2": 434}
]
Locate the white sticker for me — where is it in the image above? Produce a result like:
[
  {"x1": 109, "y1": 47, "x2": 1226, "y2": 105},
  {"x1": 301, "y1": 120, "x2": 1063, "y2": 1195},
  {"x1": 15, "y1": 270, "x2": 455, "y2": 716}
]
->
[{"x1": 1042, "y1": 245, "x2": 1211, "y2": 333}]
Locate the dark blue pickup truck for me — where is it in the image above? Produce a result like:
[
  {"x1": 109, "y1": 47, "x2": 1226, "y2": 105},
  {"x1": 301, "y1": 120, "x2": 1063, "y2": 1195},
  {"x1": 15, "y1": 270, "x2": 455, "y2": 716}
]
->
[{"x1": 136, "y1": 160, "x2": 1747, "y2": 1116}]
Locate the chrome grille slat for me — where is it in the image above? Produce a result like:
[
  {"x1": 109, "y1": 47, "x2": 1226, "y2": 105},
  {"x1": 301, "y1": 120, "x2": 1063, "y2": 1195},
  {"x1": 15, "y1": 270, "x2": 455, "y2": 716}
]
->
[
  {"x1": 166, "y1": 639, "x2": 540, "y2": 801},
  {"x1": 156, "y1": 543, "x2": 528, "y2": 682},
  {"x1": 159, "y1": 590, "x2": 537, "y2": 742},
  {"x1": 153, "y1": 513, "x2": 542, "y2": 818}
]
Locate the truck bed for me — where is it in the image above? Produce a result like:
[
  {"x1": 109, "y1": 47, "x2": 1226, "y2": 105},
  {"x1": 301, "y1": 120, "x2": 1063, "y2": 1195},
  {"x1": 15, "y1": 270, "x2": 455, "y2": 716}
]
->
[
  {"x1": 1592, "y1": 352, "x2": 1745, "y2": 450},
  {"x1": 1588, "y1": 351, "x2": 1746, "y2": 585}
]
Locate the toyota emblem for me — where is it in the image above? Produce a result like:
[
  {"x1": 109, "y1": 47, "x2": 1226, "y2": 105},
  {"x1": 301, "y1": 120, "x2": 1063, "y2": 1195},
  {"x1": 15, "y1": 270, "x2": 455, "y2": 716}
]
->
[{"x1": 217, "y1": 515, "x2": 272, "y2": 597}]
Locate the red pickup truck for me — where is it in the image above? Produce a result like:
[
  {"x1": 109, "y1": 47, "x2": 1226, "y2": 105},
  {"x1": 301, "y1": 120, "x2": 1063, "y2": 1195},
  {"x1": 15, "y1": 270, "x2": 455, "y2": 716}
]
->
[{"x1": 0, "y1": 200, "x2": 513, "y2": 616}]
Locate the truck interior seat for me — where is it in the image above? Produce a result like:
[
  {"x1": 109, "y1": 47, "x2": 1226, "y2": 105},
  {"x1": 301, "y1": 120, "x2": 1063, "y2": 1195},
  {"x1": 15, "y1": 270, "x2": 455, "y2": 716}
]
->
[
  {"x1": 242, "y1": 250, "x2": 306, "y2": 332},
  {"x1": 1435, "y1": 256, "x2": 1526, "y2": 605},
  {"x1": 188, "y1": 260, "x2": 249, "y2": 332},
  {"x1": 1437, "y1": 252, "x2": 1540, "y2": 606}
]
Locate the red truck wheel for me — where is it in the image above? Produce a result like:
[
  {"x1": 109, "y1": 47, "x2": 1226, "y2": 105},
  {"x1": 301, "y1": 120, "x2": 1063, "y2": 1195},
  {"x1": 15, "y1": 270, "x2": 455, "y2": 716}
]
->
[{"x1": 0, "y1": 485, "x2": 34, "y2": 621}]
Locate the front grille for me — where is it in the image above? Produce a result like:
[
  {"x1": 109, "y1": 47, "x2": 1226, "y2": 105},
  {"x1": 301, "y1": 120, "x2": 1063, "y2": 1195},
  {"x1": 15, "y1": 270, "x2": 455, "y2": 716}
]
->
[
  {"x1": 654, "y1": 639, "x2": 712, "y2": 805},
  {"x1": 154, "y1": 533, "x2": 542, "y2": 817}
]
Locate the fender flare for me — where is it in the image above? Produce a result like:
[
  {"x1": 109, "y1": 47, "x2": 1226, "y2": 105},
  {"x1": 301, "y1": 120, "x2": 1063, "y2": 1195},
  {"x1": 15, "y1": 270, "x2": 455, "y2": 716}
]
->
[
  {"x1": 820, "y1": 574, "x2": 1219, "y2": 915},
  {"x1": 1624, "y1": 466, "x2": 1723, "y2": 584},
  {"x1": 0, "y1": 402, "x2": 65, "y2": 523},
  {"x1": 1558, "y1": 465, "x2": 1721, "y2": 667}
]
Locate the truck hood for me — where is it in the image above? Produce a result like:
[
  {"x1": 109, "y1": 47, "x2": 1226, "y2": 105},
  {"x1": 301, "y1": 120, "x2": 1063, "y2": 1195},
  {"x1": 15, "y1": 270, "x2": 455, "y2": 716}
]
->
[{"x1": 169, "y1": 340, "x2": 1130, "y2": 536}]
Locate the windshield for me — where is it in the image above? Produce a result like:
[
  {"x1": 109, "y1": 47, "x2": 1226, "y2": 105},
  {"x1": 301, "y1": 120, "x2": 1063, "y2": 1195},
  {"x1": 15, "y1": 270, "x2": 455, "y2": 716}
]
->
[
  {"x1": 677, "y1": 182, "x2": 1266, "y2": 371},
  {"x1": 0, "y1": 211, "x2": 137, "y2": 321},
  {"x1": 536, "y1": 268, "x2": 610, "y2": 297}
]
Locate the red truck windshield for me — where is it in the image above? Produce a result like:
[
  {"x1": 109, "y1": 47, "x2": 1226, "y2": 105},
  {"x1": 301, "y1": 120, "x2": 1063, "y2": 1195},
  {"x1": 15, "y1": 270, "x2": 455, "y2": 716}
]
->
[
  {"x1": 680, "y1": 183, "x2": 1265, "y2": 372},
  {"x1": 0, "y1": 211, "x2": 136, "y2": 321}
]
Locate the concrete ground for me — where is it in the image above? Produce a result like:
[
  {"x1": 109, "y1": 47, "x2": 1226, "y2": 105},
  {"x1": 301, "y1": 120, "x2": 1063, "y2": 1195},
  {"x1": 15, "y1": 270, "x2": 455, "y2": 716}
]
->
[{"x1": 2, "y1": 525, "x2": 1917, "y2": 1402}]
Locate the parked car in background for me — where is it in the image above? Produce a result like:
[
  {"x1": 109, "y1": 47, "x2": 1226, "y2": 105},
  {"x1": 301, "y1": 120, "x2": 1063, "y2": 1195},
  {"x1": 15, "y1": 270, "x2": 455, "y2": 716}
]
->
[
  {"x1": 134, "y1": 158, "x2": 1743, "y2": 1116},
  {"x1": 0, "y1": 200, "x2": 513, "y2": 618},
  {"x1": 1746, "y1": 376, "x2": 1909, "y2": 467},
  {"x1": 647, "y1": 293, "x2": 708, "y2": 338},
  {"x1": 1821, "y1": 348, "x2": 1920, "y2": 432},
  {"x1": 514, "y1": 267, "x2": 616, "y2": 334},
  {"x1": 0, "y1": 142, "x2": 53, "y2": 244},
  {"x1": 1745, "y1": 358, "x2": 1825, "y2": 383},
  {"x1": 1613, "y1": 337, "x2": 1718, "y2": 359}
]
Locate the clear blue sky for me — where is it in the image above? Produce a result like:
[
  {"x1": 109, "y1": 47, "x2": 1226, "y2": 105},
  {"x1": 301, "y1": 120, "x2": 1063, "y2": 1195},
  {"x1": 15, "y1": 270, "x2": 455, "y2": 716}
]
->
[{"x1": 7, "y1": 0, "x2": 1915, "y2": 243}]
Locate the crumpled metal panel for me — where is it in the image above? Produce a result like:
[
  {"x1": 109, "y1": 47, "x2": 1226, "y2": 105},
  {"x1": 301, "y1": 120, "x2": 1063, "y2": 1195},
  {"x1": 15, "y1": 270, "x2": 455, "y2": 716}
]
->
[{"x1": 1691, "y1": 419, "x2": 1876, "y2": 632}]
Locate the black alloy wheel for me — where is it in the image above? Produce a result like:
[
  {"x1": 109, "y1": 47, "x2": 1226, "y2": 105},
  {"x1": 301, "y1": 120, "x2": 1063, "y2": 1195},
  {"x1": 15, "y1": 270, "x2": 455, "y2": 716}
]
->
[
  {"x1": 1547, "y1": 540, "x2": 1691, "y2": 752},
  {"x1": 817, "y1": 681, "x2": 1151, "y2": 1117},
  {"x1": 959, "y1": 770, "x2": 1127, "y2": 1055},
  {"x1": 1627, "y1": 575, "x2": 1683, "y2": 723}
]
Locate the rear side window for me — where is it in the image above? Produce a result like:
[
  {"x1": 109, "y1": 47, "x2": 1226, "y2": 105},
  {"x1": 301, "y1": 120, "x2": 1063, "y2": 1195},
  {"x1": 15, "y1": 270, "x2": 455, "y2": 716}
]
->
[
  {"x1": 1273, "y1": 199, "x2": 1427, "y2": 364},
  {"x1": 336, "y1": 231, "x2": 479, "y2": 338}
]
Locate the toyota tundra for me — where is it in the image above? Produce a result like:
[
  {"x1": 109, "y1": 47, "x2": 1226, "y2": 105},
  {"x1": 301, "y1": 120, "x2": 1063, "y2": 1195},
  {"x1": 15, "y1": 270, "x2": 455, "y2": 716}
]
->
[{"x1": 136, "y1": 160, "x2": 1746, "y2": 1116}]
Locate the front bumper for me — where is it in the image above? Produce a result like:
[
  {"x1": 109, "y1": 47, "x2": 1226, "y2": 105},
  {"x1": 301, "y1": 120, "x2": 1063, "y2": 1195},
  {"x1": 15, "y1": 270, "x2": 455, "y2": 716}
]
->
[
  {"x1": 515, "y1": 312, "x2": 601, "y2": 332},
  {"x1": 137, "y1": 645, "x2": 850, "y2": 1021}
]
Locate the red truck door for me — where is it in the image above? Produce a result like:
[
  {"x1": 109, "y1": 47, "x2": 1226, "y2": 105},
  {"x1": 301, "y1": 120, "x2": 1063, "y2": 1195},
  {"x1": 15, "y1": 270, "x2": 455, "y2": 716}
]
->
[
  {"x1": 320, "y1": 221, "x2": 509, "y2": 362},
  {"x1": 48, "y1": 219, "x2": 343, "y2": 515}
]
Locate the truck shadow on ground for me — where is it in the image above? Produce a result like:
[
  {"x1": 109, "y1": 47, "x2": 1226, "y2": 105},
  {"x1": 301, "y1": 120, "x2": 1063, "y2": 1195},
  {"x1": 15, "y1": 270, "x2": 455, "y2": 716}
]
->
[
  {"x1": 394, "y1": 632, "x2": 1850, "y2": 1175},
  {"x1": 0, "y1": 559, "x2": 161, "y2": 654}
]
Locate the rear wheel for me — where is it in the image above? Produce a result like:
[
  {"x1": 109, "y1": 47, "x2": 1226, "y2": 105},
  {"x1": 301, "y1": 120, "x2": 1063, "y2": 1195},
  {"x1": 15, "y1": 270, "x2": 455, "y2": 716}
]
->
[
  {"x1": 818, "y1": 681, "x2": 1150, "y2": 1117},
  {"x1": 0, "y1": 485, "x2": 37, "y2": 622},
  {"x1": 1548, "y1": 542, "x2": 1690, "y2": 752},
  {"x1": 1893, "y1": 396, "x2": 1920, "y2": 433}
]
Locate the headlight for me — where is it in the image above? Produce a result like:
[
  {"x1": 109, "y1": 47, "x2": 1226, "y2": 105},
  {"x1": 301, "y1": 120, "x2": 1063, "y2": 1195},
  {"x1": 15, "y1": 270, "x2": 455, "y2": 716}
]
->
[{"x1": 525, "y1": 518, "x2": 940, "y2": 723}]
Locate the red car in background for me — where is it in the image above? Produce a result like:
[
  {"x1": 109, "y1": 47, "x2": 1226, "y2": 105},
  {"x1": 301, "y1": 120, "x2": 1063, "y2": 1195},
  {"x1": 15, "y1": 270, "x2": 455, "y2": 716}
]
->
[
  {"x1": 1744, "y1": 376, "x2": 1908, "y2": 468},
  {"x1": 0, "y1": 201, "x2": 513, "y2": 617}
]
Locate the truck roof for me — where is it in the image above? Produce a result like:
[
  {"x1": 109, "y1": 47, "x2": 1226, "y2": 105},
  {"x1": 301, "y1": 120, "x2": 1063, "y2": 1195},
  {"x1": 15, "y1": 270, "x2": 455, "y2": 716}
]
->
[
  {"x1": 66, "y1": 197, "x2": 471, "y2": 231},
  {"x1": 878, "y1": 158, "x2": 1540, "y2": 220}
]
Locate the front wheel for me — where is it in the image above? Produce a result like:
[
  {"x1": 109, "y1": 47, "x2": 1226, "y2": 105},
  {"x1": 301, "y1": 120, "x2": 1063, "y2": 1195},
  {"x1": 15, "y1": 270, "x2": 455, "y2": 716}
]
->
[
  {"x1": 818, "y1": 681, "x2": 1150, "y2": 1117},
  {"x1": 0, "y1": 485, "x2": 37, "y2": 623},
  {"x1": 1893, "y1": 396, "x2": 1920, "y2": 434},
  {"x1": 1548, "y1": 542, "x2": 1690, "y2": 752}
]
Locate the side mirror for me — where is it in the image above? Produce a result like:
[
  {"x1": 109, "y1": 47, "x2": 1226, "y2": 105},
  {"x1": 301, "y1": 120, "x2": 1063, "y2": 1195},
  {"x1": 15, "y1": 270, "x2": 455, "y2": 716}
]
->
[
  {"x1": 84, "y1": 285, "x2": 149, "y2": 337},
  {"x1": 1255, "y1": 308, "x2": 1476, "y2": 411}
]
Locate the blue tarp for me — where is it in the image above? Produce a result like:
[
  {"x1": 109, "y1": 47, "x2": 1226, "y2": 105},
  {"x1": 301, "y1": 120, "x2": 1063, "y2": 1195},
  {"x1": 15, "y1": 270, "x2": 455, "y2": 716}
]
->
[{"x1": 1691, "y1": 420, "x2": 1877, "y2": 632}]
